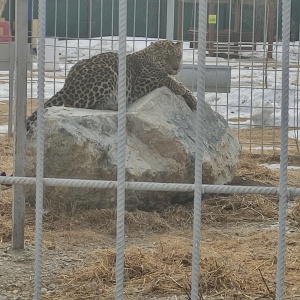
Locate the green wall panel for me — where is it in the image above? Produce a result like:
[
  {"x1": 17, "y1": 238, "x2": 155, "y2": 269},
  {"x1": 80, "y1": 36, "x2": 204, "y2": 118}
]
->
[{"x1": 1, "y1": 0, "x2": 299, "y2": 41}]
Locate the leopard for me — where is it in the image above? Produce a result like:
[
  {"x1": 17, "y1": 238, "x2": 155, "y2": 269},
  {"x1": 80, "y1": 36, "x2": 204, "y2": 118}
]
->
[
  {"x1": 25, "y1": 39, "x2": 196, "y2": 130},
  {"x1": 1, "y1": 40, "x2": 197, "y2": 188}
]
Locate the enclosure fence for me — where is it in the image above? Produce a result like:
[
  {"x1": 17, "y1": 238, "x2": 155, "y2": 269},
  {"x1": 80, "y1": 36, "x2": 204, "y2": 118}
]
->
[
  {"x1": 1, "y1": 0, "x2": 300, "y2": 153},
  {"x1": 0, "y1": 0, "x2": 298, "y2": 299}
]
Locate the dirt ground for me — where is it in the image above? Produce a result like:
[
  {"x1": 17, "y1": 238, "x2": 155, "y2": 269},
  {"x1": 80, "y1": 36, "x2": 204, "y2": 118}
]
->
[{"x1": 1, "y1": 126, "x2": 300, "y2": 299}]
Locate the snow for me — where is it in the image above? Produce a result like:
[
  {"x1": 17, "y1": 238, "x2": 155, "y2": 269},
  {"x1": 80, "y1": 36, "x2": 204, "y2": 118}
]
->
[
  {"x1": 261, "y1": 163, "x2": 300, "y2": 171},
  {"x1": 1, "y1": 36, "x2": 300, "y2": 137},
  {"x1": 0, "y1": 125, "x2": 8, "y2": 134},
  {"x1": 288, "y1": 130, "x2": 300, "y2": 140}
]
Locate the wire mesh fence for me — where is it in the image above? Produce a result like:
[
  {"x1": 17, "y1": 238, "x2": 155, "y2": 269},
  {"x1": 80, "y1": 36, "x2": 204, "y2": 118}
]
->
[
  {"x1": 0, "y1": 0, "x2": 299, "y2": 299},
  {"x1": 0, "y1": 0, "x2": 299, "y2": 153}
]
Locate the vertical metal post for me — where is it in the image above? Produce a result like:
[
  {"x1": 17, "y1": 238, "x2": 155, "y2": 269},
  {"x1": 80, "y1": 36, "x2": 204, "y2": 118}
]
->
[
  {"x1": 192, "y1": 0, "x2": 197, "y2": 59},
  {"x1": 234, "y1": 0, "x2": 240, "y2": 33},
  {"x1": 115, "y1": 0, "x2": 127, "y2": 298},
  {"x1": 166, "y1": 0, "x2": 174, "y2": 40},
  {"x1": 261, "y1": 0, "x2": 267, "y2": 153},
  {"x1": 88, "y1": 0, "x2": 92, "y2": 58},
  {"x1": 214, "y1": 0, "x2": 220, "y2": 107},
  {"x1": 77, "y1": 0, "x2": 80, "y2": 61},
  {"x1": 272, "y1": 0, "x2": 280, "y2": 150},
  {"x1": 267, "y1": 0, "x2": 275, "y2": 59},
  {"x1": 158, "y1": 0, "x2": 161, "y2": 39},
  {"x1": 7, "y1": 0, "x2": 13, "y2": 136},
  {"x1": 12, "y1": 0, "x2": 28, "y2": 250},
  {"x1": 177, "y1": 0, "x2": 184, "y2": 41},
  {"x1": 191, "y1": 0, "x2": 207, "y2": 298},
  {"x1": 226, "y1": 0, "x2": 232, "y2": 121},
  {"x1": 100, "y1": 0, "x2": 103, "y2": 51},
  {"x1": 249, "y1": 0, "x2": 256, "y2": 152},
  {"x1": 111, "y1": 0, "x2": 114, "y2": 50},
  {"x1": 237, "y1": 0, "x2": 243, "y2": 141},
  {"x1": 145, "y1": 0, "x2": 149, "y2": 45},
  {"x1": 8, "y1": 41, "x2": 15, "y2": 137},
  {"x1": 64, "y1": 0, "x2": 69, "y2": 78},
  {"x1": 132, "y1": 0, "x2": 136, "y2": 51},
  {"x1": 54, "y1": 0, "x2": 58, "y2": 92},
  {"x1": 208, "y1": 0, "x2": 215, "y2": 56},
  {"x1": 276, "y1": 0, "x2": 291, "y2": 298},
  {"x1": 34, "y1": 0, "x2": 47, "y2": 296}
]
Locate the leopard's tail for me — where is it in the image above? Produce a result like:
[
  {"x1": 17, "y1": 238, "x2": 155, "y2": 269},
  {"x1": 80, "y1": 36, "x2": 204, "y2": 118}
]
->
[{"x1": 26, "y1": 90, "x2": 65, "y2": 131}]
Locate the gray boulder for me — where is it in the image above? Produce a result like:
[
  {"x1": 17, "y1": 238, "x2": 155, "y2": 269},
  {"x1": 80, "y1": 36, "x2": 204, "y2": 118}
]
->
[{"x1": 25, "y1": 87, "x2": 240, "y2": 211}]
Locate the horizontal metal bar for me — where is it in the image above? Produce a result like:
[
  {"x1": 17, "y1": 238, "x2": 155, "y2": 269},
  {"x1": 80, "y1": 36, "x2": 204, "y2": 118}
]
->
[{"x1": 1, "y1": 176, "x2": 300, "y2": 196}]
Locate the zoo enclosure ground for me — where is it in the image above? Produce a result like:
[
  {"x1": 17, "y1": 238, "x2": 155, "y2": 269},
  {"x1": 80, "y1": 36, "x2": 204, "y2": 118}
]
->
[{"x1": 0, "y1": 129, "x2": 300, "y2": 299}]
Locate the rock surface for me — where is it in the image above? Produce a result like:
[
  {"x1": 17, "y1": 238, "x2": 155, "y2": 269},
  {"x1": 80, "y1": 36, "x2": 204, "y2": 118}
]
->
[{"x1": 25, "y1": 87, "x2": 241, "y2": 211}]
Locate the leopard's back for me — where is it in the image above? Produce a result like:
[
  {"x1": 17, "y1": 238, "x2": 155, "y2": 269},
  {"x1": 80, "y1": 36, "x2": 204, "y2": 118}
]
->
[{"x1": 26, "y1": 40, "x2": 185, "y2": 130}]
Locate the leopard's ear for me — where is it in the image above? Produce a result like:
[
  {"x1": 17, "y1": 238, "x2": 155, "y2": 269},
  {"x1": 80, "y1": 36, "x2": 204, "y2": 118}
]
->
[
  {"x1": 150, "y1": 41, "x2": 158, "y2": 49},
  {"x1": 150, "y1": 41, "x2": 159, "y2": 48},
  {"x1": 176, "y1": 41, "x2": 183, "y2": 51}
]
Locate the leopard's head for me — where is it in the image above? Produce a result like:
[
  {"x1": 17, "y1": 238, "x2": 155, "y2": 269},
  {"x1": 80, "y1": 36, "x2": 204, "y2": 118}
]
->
[{"x1": 147, "y1": 40, "x2": 183, "y2": 75}]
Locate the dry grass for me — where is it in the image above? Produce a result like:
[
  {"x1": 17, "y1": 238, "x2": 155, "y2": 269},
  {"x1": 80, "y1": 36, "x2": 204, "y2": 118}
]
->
[
  {"x1": 1, "y1": 195, "x2": 280, "y2": 245},
  {"x1": 289, "y1": 197, "x2": 300, "y2": 227},
  {"x1": 45, "y1": 230, "x2": 300, "y2": 299},
  {"x1": 235, "y1": 152, "x2": 280, "y2": 185},
  {"x1": 1, "y1": 132, "x2": 300, "y2": 242},
  {"x1": 0, "y1": 98, "x2": 38, "y2": 125},
  {"x1": 1, "y1": 125, "x2": 300, "y2": 298},
  {"x1": 0, "y1": 190, "x2": 12, "y2": 243},
  {"x1": 0, "y1": 136, "x2": 13, "y2": 242},
  {"x1": 235, "y1": 127, "x2": 300, "y2": 154},
  {"x1": 0, "y1": 135, "x2": 13, "y2": 173}
]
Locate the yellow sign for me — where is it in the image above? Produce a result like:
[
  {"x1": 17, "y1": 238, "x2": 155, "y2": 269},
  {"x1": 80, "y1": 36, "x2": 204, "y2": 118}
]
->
[{"x1": 208, "y1": 14, "x2": 217, "y2": 24}]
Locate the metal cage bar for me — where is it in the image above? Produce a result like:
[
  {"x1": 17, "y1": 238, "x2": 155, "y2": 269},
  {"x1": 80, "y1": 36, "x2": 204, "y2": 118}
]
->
[{"x1": 3, "y1": 0, "x2": 299, "y2": 299}]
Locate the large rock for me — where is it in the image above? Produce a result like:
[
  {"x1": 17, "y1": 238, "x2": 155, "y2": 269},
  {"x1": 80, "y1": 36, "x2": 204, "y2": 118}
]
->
[{"x1": 25, "y1": 87, "x2": 240, "y2": 211}]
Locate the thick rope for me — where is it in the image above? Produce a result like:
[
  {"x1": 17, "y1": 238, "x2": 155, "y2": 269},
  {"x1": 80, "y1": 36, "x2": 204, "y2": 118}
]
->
[
  {"x1": 115, "y1": 0, "x2": 127, "y2": 299},
  {"x1": 1, "y1": 176, "x2": 300, "y2": 196},
  {"x1": 33, "y1": 0, "x2": 46, "y2": 298},
  {"x1": 276, "y1": 0, "x2": 291, "y2": 298},
  {"x1": 190, "y1": 0, "x2": 207, "y2": 298}
]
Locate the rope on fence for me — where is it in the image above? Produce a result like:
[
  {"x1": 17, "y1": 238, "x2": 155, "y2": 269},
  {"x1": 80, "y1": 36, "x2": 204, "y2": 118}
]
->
[
  {"x1": 33, "y1": 0, "x2": 46, "y2": 298},
  {"x1": 190, "y1": 0, "x2": 208, "y2": 298},
  {"x1": 115, "y1": 0, "x2": 127, "y2": 299},
  {"x1": 276, "y1": 0, "x2": 291, "y2": 298},
  {"x1": 2, "y1": 175, "x2": 300, "y2": 196}
]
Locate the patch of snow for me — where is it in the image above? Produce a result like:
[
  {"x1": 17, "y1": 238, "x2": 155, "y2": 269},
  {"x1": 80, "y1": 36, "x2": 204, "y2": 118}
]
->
[
  {"x1": 260, "y1": 163, "x2": 300, "y2": 171},
  {"x1": 288, "y1": 130, "x2": 300, "y2": 140},
  {"x1": 0, "y1": 125, "x2": 8, "y2": 134},
  {"x1": 0, "y1": 36, "x2": 300, "y2": 129}
]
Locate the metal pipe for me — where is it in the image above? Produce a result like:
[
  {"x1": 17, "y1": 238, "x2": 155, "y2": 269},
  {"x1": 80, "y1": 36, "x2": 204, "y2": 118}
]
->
[
  {"x1": 275, "y1": 0, "x2": 291, "y2": 298},
  {"x1": 3, "y1": 175, "x2": 300, "y2": 196},
  {"x1": 33, "y1": 0, "x2": 46, "y2": 296},
  {"x1": 166, "y1": 0, "x2": 174, "y2": 40},
  {"x1": 115, "y1": 0, "x2": 127, "y2": 298},
  {"x1": 12, "y1": 0, "x2": 28, "y2": 250}
]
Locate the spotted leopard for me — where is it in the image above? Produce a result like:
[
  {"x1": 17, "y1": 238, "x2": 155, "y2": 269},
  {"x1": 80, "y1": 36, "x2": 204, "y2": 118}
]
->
[
  {"x1": 25, "y1": 40, "x2": 196, "y2": 130},
  {"x1": 1, "y1": 40, "x2": 197, "y2": 188}
]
